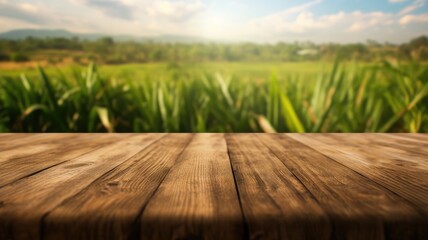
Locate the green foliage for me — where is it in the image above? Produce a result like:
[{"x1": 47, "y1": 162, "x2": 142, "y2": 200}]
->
[
  {"x1": 1, "y1": 36, "x2": 427, "y2": 64},
  {"x1": 0, "y1": 62, "x2": 427, "y2": 133},
  {"x1": 10, "y1": 52, "x2": 29, "y2": 62},
  {"x1": 0, "y1": 52, "x2": 9, "y2": 61}
]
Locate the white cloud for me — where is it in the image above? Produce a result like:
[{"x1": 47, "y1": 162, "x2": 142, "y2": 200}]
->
[
  {"x1": 249, "y1": 9, "x2": 393, "y2": 36},
  {"x1": 0, "y1": 0, "x2": 427, "y2": 43},
  {"x1": 399, "y1": 0, "x2": 425, "y2": 15},
  {"x1": 399, "y1": 13, "x2": 428, "y2": 24},
  {"x1": 244, "y1": 7, "x2": 405, "y2": 43},
  {"x1": 278, "y1": 11, "x2": 344, "y2": 33},
  {"x1": 145, "y1": 0, "x2": 204, "y2": 21},
  {"x1": 72, "y1": 0, "x2": 203, "y2": 22},
  {"x1": 0, "y1": 1, "x2": 48, "y2": 24},
  {"x1": 17, "y1": 3, "x2": 38, "y2": 13},
  {"x1": 242, "y1": 0, "x2": 428, "y2": 43},
  {"x1": 283, "y1": 0, "x2": 323, "y2": 15},
  {"x1": 0, "y1": 16, "x2": 38, "y2": 31},
  {"x1": 348, "y1": 12, "x2": 393, "y2": 32},
  {"x1": 0, "y1": 1, "x2": 101, "y2": 33},
  {"x1": 248, "y1": 0, "x2": 330, "y2": 34},
  {"x1": 73, "y1": 0, "x2": 134, "y2": 20},
  {"x1": 253, "y1": 0, "x2": 322, "y2": 23}
]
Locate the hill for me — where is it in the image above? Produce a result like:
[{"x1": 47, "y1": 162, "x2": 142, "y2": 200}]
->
[{"x1": 0, "y1": 29, "x2": 206, "y2": 43}]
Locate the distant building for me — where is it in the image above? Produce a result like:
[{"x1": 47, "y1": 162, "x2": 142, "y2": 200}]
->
[{"x1": 298, "y1": 49, "x2": 318, "y2": 56}]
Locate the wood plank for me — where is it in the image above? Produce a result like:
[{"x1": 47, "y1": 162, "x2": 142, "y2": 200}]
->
[
  {"x1": 323, "y1": 133, "x2": 428, "y2": 165},
  {"x1": 0, "y1": 134, "x2": 73, "y2": 154},
  {"x1": 0, "y1": 133, "x2": 82, "y2": 151},
  {"x1": 0, "y1": 133, "x2": 426, "y2": 239},
  {"x1": 0, "y1": 134, "x2": 165, "y2": 240},
  {"x1": 289, "y1": 134, "x2": 428, "y2": 212},
  {"x1": 0, "y1": 133, "x2": 34, "y2": 142},
  {"x1": 377, "y1": 134, "x2": 428, "y2": 159},
  {"x1": 259, "y1": 134, "x2": 427, "y2": 239},
  {"x1": 226, "y1": 134, "x2": 330, "y2": 239},
  {"x1": 292, "y1": 133, "x2": 428, "y2": 173},
  {"x1": 141, "y1": 134, "x2": 243, "y2": 240},
  {"x1": 347, "y1": 134, "x2": 428, "y2": 167},
  {"x1": 0, "y1": 134, "x2": 132, "y2": 188},
  {"x1": 386, "y1": 133, "x2": 428, "y2": 142},
  {"x1": 43, "y1": 134, "x2": 192, "y2": 240},
  {"x1": 0, "y1": 144, "x2": 59, "y2": 164},
  {"x1": 0, "y1": 133, "x2": 14, "y2": 139}
]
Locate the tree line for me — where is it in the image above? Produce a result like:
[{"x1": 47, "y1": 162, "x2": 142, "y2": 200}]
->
[{"x1": 0, "y1": 36, "x2": 427, "y2": 63}]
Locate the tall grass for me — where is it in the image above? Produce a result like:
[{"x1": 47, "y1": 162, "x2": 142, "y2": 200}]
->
[{"x1": 0, "y1": 61, "x2": 427, "y2": 133}]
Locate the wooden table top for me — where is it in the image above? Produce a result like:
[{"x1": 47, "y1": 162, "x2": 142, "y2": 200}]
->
[{"x1": 0, "y1": 133, "x2": 427, "y2": 240}]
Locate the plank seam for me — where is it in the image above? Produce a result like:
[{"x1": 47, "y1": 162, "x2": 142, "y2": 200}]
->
[
  {"x1": 225, "y1": 133, "x2": 249, "y2": 240},
  {"x1": 0, "y1": 140, "x2": 124, "y2": 189},
  {"x1": 255, "y1": 134, "x2": 324, "y2": 205},
  {"x1": 38, "y1": 134, "x2": 168, "y2": 240},
  {"x1": 131, "y1": 133, "x2": 195, "y2": 240},
  {"x1": 254, "y1": 134, "x2": 335, "y2": 239},
  {"x1": 287, "y1": 134, "x2": 427, "y2": 216}
]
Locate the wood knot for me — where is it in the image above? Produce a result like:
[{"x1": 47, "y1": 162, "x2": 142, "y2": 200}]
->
[{"x1": 107, "y1": 181, "x2": 120, "y2": 186}]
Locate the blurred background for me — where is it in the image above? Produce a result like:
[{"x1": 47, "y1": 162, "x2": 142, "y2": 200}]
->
[{"x1": 0, "y1": 0, "x2": 427, "y2": 133}]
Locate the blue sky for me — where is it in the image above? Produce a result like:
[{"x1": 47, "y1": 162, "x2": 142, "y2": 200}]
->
[{"x1": 0, "y1": 0, "x2": 427, "y2": 43}]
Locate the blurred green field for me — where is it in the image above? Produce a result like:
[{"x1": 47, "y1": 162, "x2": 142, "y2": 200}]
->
[
  {"x1": 1, "y1": 60, "x2": 427, "y2": 133},
  {"x1": 0, "y1": 61, "x2": 349, "y2": 82}
]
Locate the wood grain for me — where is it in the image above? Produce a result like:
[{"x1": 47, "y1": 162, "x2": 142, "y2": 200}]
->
[
  {"x1": 0, "y1": 134, "x2": 131, "y2": 188},
  {"x1": 386, "y1": 133, "x2": 428, "y2": 142},
  {"x1": 289, "y1": 134, "x2": 428, "y2": 212},
  {"x1": 43, "y1": 133, "x2": 192, "y2": 240},
  {"x1": 0, "y1": 134, "x2": 164, "y2": 239},
  {"x1": 141, "y1": 134, "x2": 243, "y2": 240},
  {"x1": 0, "y1": 134, "x2": 80, "y2": 151},
  {"x1": 260, "y1": 134, "x2": 427, "y2": 239},
  {"x1": 0, "y1": 133, "x2": 427, "y2": 240},
  {"x1": 226, "y1": 134, "x2": 330, "y2": 239},
  {"x1": 375, "y1": 134, "x2": 428, "y2": 163}
]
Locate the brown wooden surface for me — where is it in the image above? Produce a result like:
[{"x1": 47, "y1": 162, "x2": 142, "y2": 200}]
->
[{"x1": 0, "y1": 133, "x2": 427, "y2": 240}]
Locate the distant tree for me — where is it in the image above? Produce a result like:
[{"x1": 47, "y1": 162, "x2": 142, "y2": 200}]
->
[
  {"x1": 0, "y1": 52, "x2": 9, "y2": 61},
  {"x1": 94, "y1": 37, "x2": 115, "y2": 57},
  {"x1": 412, "y1": 46, "x2": 428, "y2": 60},
  {"x1": 366, "y1": 39, "x2": 381, "y2": 47},
  {"x1": 409, "y1": 36, "x2": 428, "y2": 49},
  {"x1": 150, "y1": 49, "x2": 163, "y2": 61},
  {"x1": 99, "y1": 37, "x2": 115, "y2": 46},
  {"x1": 398, "y1": 36, "x2": 428, "y2": 60},
  {"x1": 10, "y1": 52, "x2": 29, "y2": 62}
]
